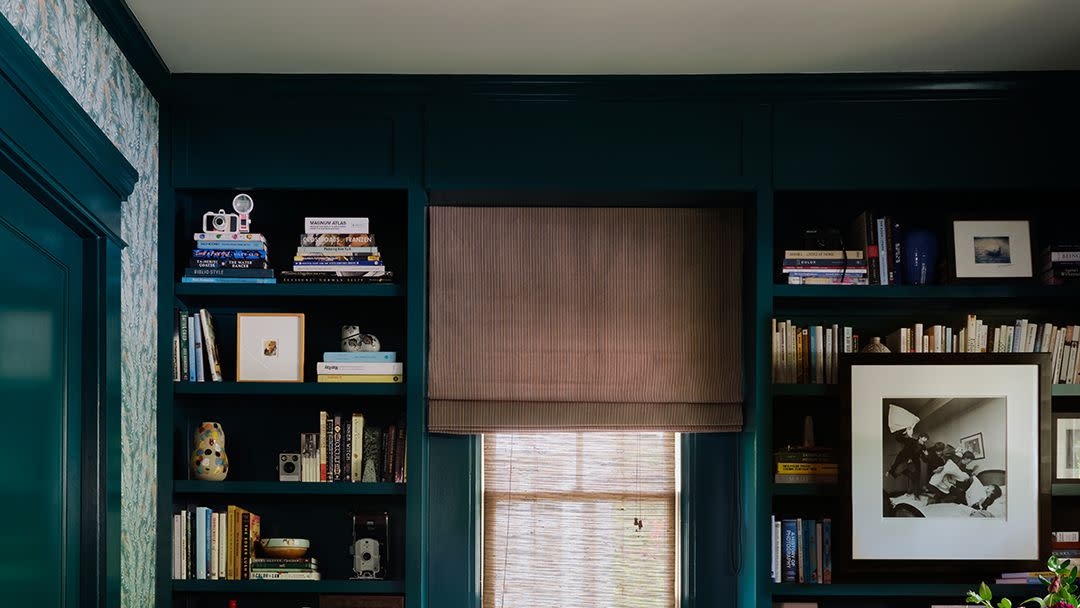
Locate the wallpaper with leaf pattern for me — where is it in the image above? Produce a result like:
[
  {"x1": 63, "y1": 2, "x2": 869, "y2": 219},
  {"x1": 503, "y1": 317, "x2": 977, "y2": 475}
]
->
[{"x1": 0, "y1": 2, "x2": 159, "y2": 607}]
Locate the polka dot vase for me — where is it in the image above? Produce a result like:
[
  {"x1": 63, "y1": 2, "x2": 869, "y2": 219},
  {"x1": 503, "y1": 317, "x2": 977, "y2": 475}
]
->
[{"x1": 191, "y1": 421, "x2": 229, "y2": 481}]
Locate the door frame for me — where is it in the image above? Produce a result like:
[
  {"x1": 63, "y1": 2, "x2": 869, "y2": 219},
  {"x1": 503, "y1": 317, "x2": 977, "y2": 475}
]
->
[{"x1": 1, "y1": 16, "x2": 138, "y2": 608}]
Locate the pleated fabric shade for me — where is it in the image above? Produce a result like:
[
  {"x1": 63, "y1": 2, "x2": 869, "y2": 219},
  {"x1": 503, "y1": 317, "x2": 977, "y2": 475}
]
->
[{"x1": 428, "y1": 205, "x2": 744, "y2": 433}]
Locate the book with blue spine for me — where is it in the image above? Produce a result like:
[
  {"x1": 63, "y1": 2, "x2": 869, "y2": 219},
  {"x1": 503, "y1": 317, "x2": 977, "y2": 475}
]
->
[
  {"x1": 181, "y1": 277, "x2": 277, "y2": 284},
  {"x1": 185, "y1": 268, "x2": 275, "y2": 278},
  {"x1": 187, "y1": 316, "x2": 197, "y2": 381},
  {"x1": 323, "y1": 351, "x2": 397, "y2": 363},
  {"x1": 195, "y1": 506, "x2": 209, "y2": 579},
  {"x1": 822, "y1": 518, "x2": 832, "y2": 583},
  {"x1": 196, "y1": 240, "x2": 267, "y2": 251},
  {"x1": 192, "y1": 248, "x2": 267, "y2": 260},
  {"x1": 782, "y1": 519, "x2": 797, "y2": 582},
  {"x1": 805, "y1": 519, "x2": 818, "y2": 583},
  {"x1": 192, "y1": 319, "x2": 205, "y2": 382}
]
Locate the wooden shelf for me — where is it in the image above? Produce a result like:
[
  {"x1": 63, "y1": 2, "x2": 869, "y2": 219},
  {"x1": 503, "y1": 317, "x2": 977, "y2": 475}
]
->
[
  {"x1": 772, "y1": 483, "x2": 840, "y2": 496},
  {"x1": 175, "y1": 282, "x2": 403, "y2": 298},
  {"x1": 1052, "y1": 483, "x2": 1080, "y2": 496},
  {"x1": 773, "y1": 284, "x2": 1080, "y2": 301},
  {"x1": 771, "y1": 583, "x2": 1042, "y2": 597},
  {"x1": 1055, "y1": 385, "x2": 1080, "y2": 397},
  {"x1": 172, "y1": 579, "x2": 405, "y2": 594},
  {"x1": 174, "y1": 382, "x2": 405, "y2": 397},
  {"x1": 173, "y1": 481, "x2": 405, "y2": 496}
]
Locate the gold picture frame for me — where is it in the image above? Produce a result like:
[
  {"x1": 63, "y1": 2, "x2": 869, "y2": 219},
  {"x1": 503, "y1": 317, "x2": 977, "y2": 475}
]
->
[{"x1": 236, "y1": 312, "x2": 305, "y2": 382}]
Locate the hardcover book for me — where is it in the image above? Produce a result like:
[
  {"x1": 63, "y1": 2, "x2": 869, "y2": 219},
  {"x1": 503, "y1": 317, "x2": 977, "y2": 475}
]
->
[
  {"x1": 298, "y1": 233, "x2": 375, "y2": 247},
  {"x1": 362, "y1": 426, "x2": 383, "y2": 482},
  {"x1": 304, "y1": 217, "x2": 370, "y2": 234}
]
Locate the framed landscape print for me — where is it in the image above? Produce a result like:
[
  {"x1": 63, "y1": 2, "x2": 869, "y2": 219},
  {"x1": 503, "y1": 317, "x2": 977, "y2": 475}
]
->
[
  {"x1": 1053, "y1": 414, "x2": 1080, "y2": 482},
  {"x1": 952, "y1": 220, "x2": 1033, "y2": 279},
  {"x1": 842, "y1": 354, "x2": 1050, "y2": 575},
  {"x1": 236, "y1": 313, "x2": 305, "y2": 382}
]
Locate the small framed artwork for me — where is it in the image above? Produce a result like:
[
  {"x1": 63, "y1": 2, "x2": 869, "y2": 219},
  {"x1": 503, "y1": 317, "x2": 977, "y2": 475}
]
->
[
  {"x1": 952, "y1": 220, "x2": 1033, "y2": 280},
  {"x1": 959, "y1": 432, "x2": 985, "y2": 460},
  {"x1": 1053, "y1": 414, "x2": 1080, "y2": 482},
  {"x1": 841, "y1": 354, "x2": 1050, "y2": 577},
  {"x1": 236, "y1": 313, "x2": 305, "y2": 382}
]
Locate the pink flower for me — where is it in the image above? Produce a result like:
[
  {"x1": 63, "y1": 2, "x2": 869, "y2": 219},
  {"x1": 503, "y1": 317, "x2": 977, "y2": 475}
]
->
[
  {"x1": 1048, "y1": 577, "x2": 1062, "y2": 594},
  {"x1": 1049, "y1": 599, "x2": 1072, "y2": 608}
]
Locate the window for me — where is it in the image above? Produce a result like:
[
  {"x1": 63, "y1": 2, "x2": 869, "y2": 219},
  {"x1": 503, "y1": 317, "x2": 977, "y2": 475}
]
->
[{"x1": 483, "y1": 432, "x2": 679, "y2": 608}]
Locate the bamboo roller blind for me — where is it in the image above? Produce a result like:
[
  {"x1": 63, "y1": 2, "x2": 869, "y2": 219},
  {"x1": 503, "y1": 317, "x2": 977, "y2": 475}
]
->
[
  {"x1": 428, "y1": 206, "x2": 743, "y2": 433},
  {"x1": 483, "y1": 432, "x2": 677, "y2": 608}
]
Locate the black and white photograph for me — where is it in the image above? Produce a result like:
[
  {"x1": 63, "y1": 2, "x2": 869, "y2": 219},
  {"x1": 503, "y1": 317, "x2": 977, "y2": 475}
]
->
[
  {"x1": 1054, "y1": 414, "x2": 1080, "y2": 481},
  {"x1": 849, "y1": 358, "x2": 1044, "y2": 566},
  {"x1": 882, "y1": 398, "x2": 1006, "y2": 519},
  {"x1": 973, "y1": 236, "x2": 1011, "y2": 264}
]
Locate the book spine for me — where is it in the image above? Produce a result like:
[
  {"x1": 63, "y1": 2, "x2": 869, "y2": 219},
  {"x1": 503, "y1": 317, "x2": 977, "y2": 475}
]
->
[
  {"x1": 807, "y1": 519, "x2": 818, "y2": 583},
  {"x1": 173, "y1": 313, "x2": 181, "y2": 381},
  {"x1": 891, "y1": 219, "x2": 903, "y2": 285},
  {"x1": 782, "y1": 520, "x2": 797, "y2": 582},
  {"x1": 210, "y1": 512, "x2": 219, "y2": 580},
  {"x1": 342, "y1": 420, "x2": 352, "y2": 483},
  {"x1": 196, "y1": 240, "x2": 267, "y2": 250},
  {"x1": 316, "y1": 362, "x2": 405, "y2": 374},
  {"x1": 316, "y1": 374, "x2": 403, "y2": 383},
  {"x1": 186, "y1": 509, "x2": 193, "y2": 580},
  {"x1": 241, "y1": 512, "x2": 251, "y2": 579},
  {"x1": 319, "y1": 411, "x2": 329, "y2": 482},
  {"x1": 186, "y1": 315, "x2": 196, "y2": 381},
  {"x1": 351, "y1": 414, "x2": 364, "y2": 482},
  {"x1": 195, "y1": 507, "x2": 207, "y2": 579},
  {"x1": 178, "y1": 310, "x2": 189, "y2": 382},
  {"x1": 198, "y1": 310, "x2": 222, "y2": 382},
  {"x1": 298, "y1": 233, "x2": 375, "y2": 247},
  {"x1": 796, "y1": 518, "x2": 805, "y2": 583},
  {"x1": 783, "y1": 250, "x2": 865, "y2": 259},
  {"x1": 776, "y1": 463, "x2": 840, "y2": 474},
  {"x1": 296, "y1": 246, "x2": 379, "y2": 255},
  {"x1": 876, "y1": 218, "x2": 889, "y2": 285},
  {"x1": 394, "y1": 425, "x2": 406, "y2": 483},
  {"x1": 191, "y1": 248, "x2": 267, "y2": 260},
  {"x1": 192, "y1": 318, "x2": 205, "y2": 382},
  {"x1": 774, "y1": 473, "x2": 838, "y2": 484},
  {"x1": 172, "y1": 514, "x2": 181, "y2": 579},
  {"x1": 816, "y1": 521, "x2": 824, "y2": 585},
  {"x1": 865, "y1": 212, "x2": 880, "y2": 285},
  {"x1": 822, "y1": 518, "x2": 832, "y2": 584},
  {"x1": 186, "y1": 267, "x2": 275, "y2": 277},
  {"x1": 323, "y1": 351, "x2": 397, "y2": 363},
  {"x1": 304, "y1": 217, "x2": 370, "y2": 233},
  {"x1": 218, "y1": 512, "x2": 226, "y2": 579},
  {"x1": 782, "y1": 258, "x2": 869, "y2": 267}
]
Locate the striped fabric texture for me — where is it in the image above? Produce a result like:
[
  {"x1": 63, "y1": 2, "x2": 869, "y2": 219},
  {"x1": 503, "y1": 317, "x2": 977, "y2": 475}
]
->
[{"x1": 428, "y1": 205, "x2": 743, "y2": 433}]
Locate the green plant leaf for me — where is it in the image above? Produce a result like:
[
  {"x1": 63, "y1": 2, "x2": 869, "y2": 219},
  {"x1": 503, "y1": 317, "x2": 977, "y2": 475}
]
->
[
  {"x1": 1020, "y1": 596, "x2": 1045, "y2": 608},
  {"x1": 968, "y1": 591, "x2": 984, "y2": 604},
  {"x1": 980, "y1": 583, "x2": 993, "y2": 602},
  {"x1": 998, "y1": 598, "x2": 1013, "y2": 608}
]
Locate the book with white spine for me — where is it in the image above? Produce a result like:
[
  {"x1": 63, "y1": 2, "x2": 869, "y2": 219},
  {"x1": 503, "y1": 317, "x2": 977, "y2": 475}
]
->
[{"x1": 304, "y1": 217, "x2": 369, "y2": 234}]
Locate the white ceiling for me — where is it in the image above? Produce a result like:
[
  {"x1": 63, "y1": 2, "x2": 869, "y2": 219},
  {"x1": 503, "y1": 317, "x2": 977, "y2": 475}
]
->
[{"x1": 126, "y1": 0, "x2": 1080, "y2": 74}]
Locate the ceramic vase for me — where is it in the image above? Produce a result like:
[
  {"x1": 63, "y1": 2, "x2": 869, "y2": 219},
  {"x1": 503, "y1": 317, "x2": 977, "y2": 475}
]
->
[
  {"x1": 903, "y1": 229, "x2": 939, "y2": 285},
  {"x1": 860, "y1": 337, "x2": 891, "y2": 353},
  {"x1": 191, "y1": 421, "x2": 229, "y2": 481}
]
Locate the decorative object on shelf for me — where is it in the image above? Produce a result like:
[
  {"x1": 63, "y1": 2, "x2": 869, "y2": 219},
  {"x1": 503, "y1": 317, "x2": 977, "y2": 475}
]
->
[
  {"x1": 341, "y1": 326, "x2": 381, "y2": 352},
  {"x1": 259, "y1": 537, "x2": 310, "y2": 558},
  {"x1": 351, "y1": 511, "x2": 390, "y2": 579},
  {"x1": 1054, "y1": 414, "x2": 1080, "y2": 482},
  {"x1": 903, "y1": 228, "x2": 939, "y2": 285},
  {"x1": 967, "y1": 556, "x2": 1076, "y2": 608},
  {"x1": 232, "y1": 193, "x2": 254, "y2": 233},
  {"x1": 859, "y1": 337, "x2": 890, "y2": 353},
  {"x1": 236, "y1": 313, "x2": 305, "y2": 382},
  {"x1": 186, "y1": 195, "x2": 274, "y2": 285},
  {"x1": 951, "y1": 220, "x2": 1033, "y2": 280},
  {"x1": 278, "y1": 453, "x2": 301, "y2": 482},
  {"x1": 191, "y1": 421, "x2": 229, "y2": 481},
  {"x1": 843, "y1": 354, "x2": 1048, "y2": 575}
]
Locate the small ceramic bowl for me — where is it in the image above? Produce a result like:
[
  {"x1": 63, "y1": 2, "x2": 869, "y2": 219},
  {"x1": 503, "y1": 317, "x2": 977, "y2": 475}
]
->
[{"x1": 259, "y1": 537, "x2": 310, "y2": 558}]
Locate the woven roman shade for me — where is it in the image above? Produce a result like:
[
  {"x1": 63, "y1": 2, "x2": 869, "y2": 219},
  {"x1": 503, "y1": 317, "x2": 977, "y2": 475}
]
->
[{"x1": 428, "y1": 205, "x2": 743, "y2": 433}]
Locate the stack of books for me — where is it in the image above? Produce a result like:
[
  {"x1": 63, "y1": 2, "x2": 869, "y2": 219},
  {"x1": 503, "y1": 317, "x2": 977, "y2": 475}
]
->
[
  {"x1": 1053, "y1": 530, "x2": 1080, "y2": 561},
  {"x1": 775, "y1": 446, "x2": 837, "y2": 485},
  {"x1": 251, "y1": 557, "x2": 320, "y2": 581},
  {"x1": 173, "y1": 308, "x2": 222, "y2": 382},
  {"x1": 994, "y1": 570, "x2": 1053, "y2": 585},
  {"x1": 172, "y1": 505, "x2": 260, "y2": 580},
  {"x1": 304, "y1": 411, "x2": 406, "y2": 483},
  {"x1": 851, "y1": 211, "x2": 904, "y2": 285},
  {"x1": 770, "y1": 515, "x2": 833, "y2": 584},
  {"x1": 316, "y1": 350, "x2": 403, "y2": 384},
  {"x1": 183, "y1": 232, "x2": 274, "y2": 284},
  {"x1": 771, "y1": 320, "x2": 857, "y2": 384},
  {"x1": 279, "y1": 217, "x2": 391, "y2": 284},
  {"x1": 1042, "y1": 245, "x2": 1080, "y2": 285},
  {"x1": 782, "y1": 249, "x2": 868, "y2": 285}
]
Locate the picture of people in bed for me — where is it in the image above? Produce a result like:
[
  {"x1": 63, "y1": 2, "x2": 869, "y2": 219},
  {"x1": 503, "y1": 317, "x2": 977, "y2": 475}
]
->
[{"x1": 881, "y1": 398, "x2": 1007, "y2": 519}]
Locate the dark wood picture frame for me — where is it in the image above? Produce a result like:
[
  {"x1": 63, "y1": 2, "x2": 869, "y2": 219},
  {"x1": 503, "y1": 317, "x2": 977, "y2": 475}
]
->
[
  {"x1": 837, "y1": 353, "x2": 1051, "y2": 581},
  {"x1": 1052, "y1": 413, "x2": 1080, "y2": 484}
]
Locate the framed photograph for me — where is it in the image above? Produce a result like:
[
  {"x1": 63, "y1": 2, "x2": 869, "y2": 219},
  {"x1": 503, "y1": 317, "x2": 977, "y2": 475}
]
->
[
  {"x1": 952, "y1": 220, "x2": 1033, "y2": 279},
  {"x1": 842, "y1": 354, "x2": 1050, "y2": 576},
  {"x1": 1053, "y1": 414, "x2": 1080, "y2": 482},
  {"x1": 959, "y1": 432, "x2": 985, "y2": 460},
  {"x1": 236, "y1": 313, "x2": 305, "y2": 382}
]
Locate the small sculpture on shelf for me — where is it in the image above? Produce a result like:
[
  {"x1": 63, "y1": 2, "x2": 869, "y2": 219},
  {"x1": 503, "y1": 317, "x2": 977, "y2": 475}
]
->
[
  {"x1": 341, "y1": 325, "x2": 381, "y2": 352},
  {"x1": 191, "y1": 421, "x2": 229, "y2": 481},
  {"x1": 860, "y1": 337, "x2": 891, "y2": 353}
]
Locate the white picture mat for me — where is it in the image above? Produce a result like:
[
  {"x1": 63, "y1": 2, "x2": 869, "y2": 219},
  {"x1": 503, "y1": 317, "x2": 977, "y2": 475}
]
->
[
  {"x1": 851, "y1": 364, "x2": 1040, "y2": 561},
  {"x1": 953, "y1": 220, "x2": 1033, "y2": 278},
  {"x1": 237, "y1": 314, "x2": 304, "y2": 381}
]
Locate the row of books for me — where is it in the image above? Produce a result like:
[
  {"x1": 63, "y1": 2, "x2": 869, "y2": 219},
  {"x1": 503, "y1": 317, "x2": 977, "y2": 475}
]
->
[
  {"x1": 301, "y1": 412, "x2": 406, "y2": 483},
  {"x1": 851, "y1": 211, "x2": 904, "y2": 286},
  {"x1": 771, "y1": 320, "x2": 858, "y2": 384},
  {"x1": 184, "y1": 231, "x2": 275, "y2": 284},
  {"x1": 887, "y1": 315, "x2": 1080, "y2": 384},
  {"x1": 172, "y1": 308, "x2": 222, "y2": 382},
  {"x1": 770, "y1": 516, "x2": 833, "y2": 584},
  {"x1": 782, "y1": 249, "x2": 869, "y2": 286},
  {"x1": 775, "y1": 446, "x2": 837, "y2": 485},
  {"x1": 172, "y1": 505, "x2": 263, "y2": 580},
  {"x1": 1042, "y1": 245, "x2": 1080, "y2": 285},
  {"x1": 317, "y1": 351, "x2": 403, "y2": 384},
  {"x1": 282, "y1": 217, "x2": 391, "y2": 284},
  {"x1": 994, "y1": 532, "x2": 1080, "y2": 584}
]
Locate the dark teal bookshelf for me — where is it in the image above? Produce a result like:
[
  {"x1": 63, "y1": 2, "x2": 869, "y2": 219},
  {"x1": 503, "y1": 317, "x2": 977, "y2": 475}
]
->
[
  {"x1": 172, "y1": 579, "x2": 406, "y2": 594},
  {"x1": 773, "y1": 284, "x2": 1080, "y2": 301},
  {"x1": 174, "y1": 381, "x2": 405, "y2": 397},
  {"x1": 771, "y1": 583, "x2": 1042, "y2": 597},
  {"x1": 173, "y1": 480, "x2": 406, "y2": 495},
  {"x1": 175, "y1": 282, "x2": 403, "y2": 298}
]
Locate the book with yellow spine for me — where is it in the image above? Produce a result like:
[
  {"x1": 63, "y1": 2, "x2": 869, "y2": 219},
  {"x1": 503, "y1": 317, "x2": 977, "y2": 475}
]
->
[
  {"x1": 776, "y1": 462, "x2": 839, "y2": 474},
  {"x1": 316, "y1": 374, "x2": 403, "y2": 383}
]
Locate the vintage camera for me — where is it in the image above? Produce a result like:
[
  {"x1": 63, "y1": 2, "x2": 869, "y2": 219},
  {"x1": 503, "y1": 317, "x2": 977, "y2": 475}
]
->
[
  {"x1": 203, "y1": 209, "x2": 240, "y2": 234},
  {"x1": 350, "y1": 511, "x2": 389, "y2": 579},
  {"x1": 232, "y1": 193, "x2": 254, "y2": 233},
  {"x1": 278, "y1": 453, "x2": 301, "y2": 482}
]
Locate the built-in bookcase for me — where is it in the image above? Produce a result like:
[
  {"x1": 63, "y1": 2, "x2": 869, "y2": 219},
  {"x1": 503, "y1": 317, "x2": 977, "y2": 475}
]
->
[
  {"x1": 758, "y1": 190, "x2": 1080, "y2": 607},
  {"x1": 158, "y1": 187, "x2": 426, "y2": 608}
]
